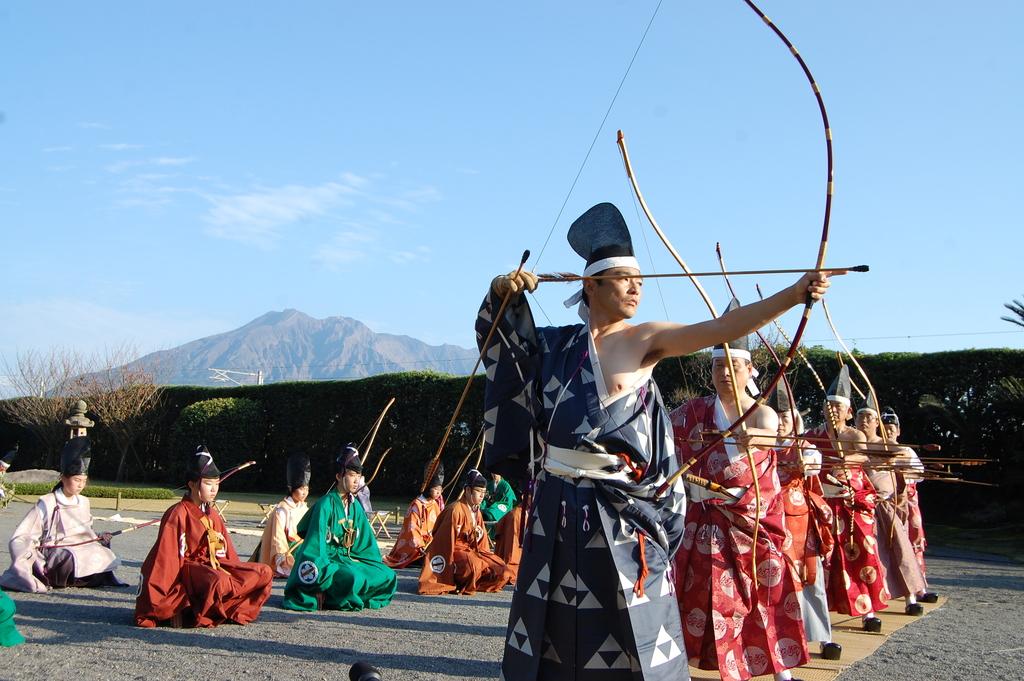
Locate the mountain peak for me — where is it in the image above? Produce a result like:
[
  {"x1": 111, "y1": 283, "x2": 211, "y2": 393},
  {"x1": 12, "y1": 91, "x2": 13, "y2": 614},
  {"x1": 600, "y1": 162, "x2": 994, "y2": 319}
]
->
[{"x1": 137, "y1": 310, "x2": 474, "y2": 385}]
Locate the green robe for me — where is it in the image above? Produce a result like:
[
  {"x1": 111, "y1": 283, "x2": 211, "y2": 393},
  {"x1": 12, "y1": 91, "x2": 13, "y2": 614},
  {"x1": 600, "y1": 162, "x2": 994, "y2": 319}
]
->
[
  {"x1": 480, "y1": 479, "x2": 517, "y2": 523},
  {"x1": 0, "y1": 590, "x2": 24, "y2": 647},
  {"x1": 282, "y1": 489, "x2": 397, "y2": 612}
]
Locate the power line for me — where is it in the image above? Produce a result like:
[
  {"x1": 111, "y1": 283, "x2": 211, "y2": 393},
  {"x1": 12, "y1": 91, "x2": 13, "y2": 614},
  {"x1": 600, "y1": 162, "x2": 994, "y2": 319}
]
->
[{"x1": 802, "y1": 330, "x2": 1023, "y2": 343}]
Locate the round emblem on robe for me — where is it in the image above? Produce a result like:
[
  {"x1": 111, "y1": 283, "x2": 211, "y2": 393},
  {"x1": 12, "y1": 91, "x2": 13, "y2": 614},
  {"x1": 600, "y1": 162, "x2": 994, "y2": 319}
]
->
[
  {"x1": 297, "y1": 560, "x2": 319, "y2": 585},
  {"x1": 430, "y1": 555, "x2": 446, "y2": 573}
]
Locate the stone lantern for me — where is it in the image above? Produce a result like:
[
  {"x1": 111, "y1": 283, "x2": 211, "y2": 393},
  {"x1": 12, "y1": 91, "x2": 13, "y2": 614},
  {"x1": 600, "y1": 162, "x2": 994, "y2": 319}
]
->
[{"x1": 65, "y1": 400, "x2": 95, "y2": 440}]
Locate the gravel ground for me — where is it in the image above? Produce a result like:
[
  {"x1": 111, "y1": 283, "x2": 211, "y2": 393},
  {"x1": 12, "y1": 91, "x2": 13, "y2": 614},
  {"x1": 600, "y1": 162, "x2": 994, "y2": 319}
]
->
[
  {"x1": 837, "y1": 548, "x2": 1024, "y2": 681},
  {"x1": 1, "y1": 501, "x2": 1021, "y2": 681}
]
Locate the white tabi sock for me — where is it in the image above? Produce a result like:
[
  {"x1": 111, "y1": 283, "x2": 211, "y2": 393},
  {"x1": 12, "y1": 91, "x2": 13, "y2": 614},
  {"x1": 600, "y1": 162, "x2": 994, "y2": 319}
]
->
[{"x1": 774, "y1": 671, "x2": 793, "y2": 681}]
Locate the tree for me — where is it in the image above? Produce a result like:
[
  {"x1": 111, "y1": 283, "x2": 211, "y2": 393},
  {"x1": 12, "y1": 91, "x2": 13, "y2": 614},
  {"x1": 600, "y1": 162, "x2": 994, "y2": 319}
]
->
[
  {"x1": 1003, "y1": 295, "x2": 1024, "y2": 328},
  {"x1": 79, "y1": 345, "x2": 164, "y2": 482},
  {"x1": 0, "y1": 348, "x2": 88, "y2": 467}
]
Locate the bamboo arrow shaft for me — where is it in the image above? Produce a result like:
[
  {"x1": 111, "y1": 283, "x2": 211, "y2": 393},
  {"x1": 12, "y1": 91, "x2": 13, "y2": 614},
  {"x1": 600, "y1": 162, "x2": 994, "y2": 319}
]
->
[{"x1": 538, "y1": 265, "x2": 867, "y2": 282}]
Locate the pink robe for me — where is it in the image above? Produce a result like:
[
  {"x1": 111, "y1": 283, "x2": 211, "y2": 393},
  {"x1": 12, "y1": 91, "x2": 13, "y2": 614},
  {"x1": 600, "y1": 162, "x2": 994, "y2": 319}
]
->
[
  {"x1": 671, "y1": 397, "x2": 808, "y2": 680},
  {"x1": 0, "y1": 491, "x2": 123, "y2": 592}
]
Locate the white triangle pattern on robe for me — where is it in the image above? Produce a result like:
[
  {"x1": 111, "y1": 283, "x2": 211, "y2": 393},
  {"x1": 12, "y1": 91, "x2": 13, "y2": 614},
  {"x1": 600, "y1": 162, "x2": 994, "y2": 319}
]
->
[
  {"x1": 525, "y1": 563, "x2": 550, "y2": 600},
  {"x1": 585, "y1": 529, "x2": 607, "y2": 549},
  {"x1": 617, "y1": 570, "x2": 650, "y2": 608},
  {"x1": 612, "y1": 520, "x2": 639, "y2": 546},
  {"x1": 507, "y1": 618, "x2": 533, "y2": 656},
  {"x1": 649, "y1": 625, "x2": 683, "y2": 667},
  {"x1": 576, "y1": 574, "x2": 604, "y2": 609},
  {"x1": 541, "y1": 633, "x2": 561, "y2": 663},
  {"x1": 584, "y1": 634, "x2": 631, "y2": 670},
  {"x1": 550, "y1": 569, "x2": 576, "y2": 605}
]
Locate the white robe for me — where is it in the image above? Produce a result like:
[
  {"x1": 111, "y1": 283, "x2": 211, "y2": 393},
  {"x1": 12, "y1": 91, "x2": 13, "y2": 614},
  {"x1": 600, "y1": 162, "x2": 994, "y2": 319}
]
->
[{"x1": 0, "y1": 490, "x2": 122, "y2": 592}]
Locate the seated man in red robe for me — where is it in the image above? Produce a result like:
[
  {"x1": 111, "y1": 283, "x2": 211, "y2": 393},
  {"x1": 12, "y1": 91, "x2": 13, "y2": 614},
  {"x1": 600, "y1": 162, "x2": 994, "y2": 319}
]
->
[
  {"x1": 418, "y1": 469, "x2": 514, "y2": 595},
  {"x1": 135, "y1": 445, "x2": 273, "y2": 628}
]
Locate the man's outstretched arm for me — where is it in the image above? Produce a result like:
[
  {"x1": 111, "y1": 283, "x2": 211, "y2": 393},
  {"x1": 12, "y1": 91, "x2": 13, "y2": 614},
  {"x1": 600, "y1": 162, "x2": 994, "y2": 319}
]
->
[{"x1": 639, "y1": 271, "x2": 833, "y2": 363}]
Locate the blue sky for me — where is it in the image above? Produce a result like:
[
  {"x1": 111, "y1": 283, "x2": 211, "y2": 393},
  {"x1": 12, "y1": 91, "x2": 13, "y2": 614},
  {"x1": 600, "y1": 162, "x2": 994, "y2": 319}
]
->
[{"x1": 2, "y1": 1, "x2": 1022, "y2": 384}]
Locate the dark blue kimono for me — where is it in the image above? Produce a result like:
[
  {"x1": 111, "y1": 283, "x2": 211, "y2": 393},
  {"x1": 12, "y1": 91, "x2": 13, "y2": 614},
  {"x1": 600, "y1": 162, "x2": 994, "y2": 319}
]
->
[{"x1": 478, "y1": 290, "x2": 689, "y2": 681}]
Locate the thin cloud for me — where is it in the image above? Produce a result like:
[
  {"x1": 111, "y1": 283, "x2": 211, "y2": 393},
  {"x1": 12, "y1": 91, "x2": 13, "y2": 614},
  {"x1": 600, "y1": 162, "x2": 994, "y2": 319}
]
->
[
  {"x1": 99, "y1": 143, "x2": 144, "y2": 151},
  {"x1": 77, "y1": 121, "x2": 110, "y2": 130},
  {"x1": 312, "y1": 231, "x2": 375, "y2": 269},
  {"x1": 106, "y1": 156, "x2": 196, "y2": 174},
  {"x1": 43, "y1": 145, "x2": 74, "y2": 153},
  {"x1": 202, "y1": 179, "x2": 361, "y2": 250}
]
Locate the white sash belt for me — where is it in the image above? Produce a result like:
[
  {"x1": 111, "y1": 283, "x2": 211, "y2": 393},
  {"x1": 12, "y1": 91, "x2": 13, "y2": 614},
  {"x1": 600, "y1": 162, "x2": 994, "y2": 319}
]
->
[{"x1": 543, "y1": 444, "x2": 632, "y2": 483}]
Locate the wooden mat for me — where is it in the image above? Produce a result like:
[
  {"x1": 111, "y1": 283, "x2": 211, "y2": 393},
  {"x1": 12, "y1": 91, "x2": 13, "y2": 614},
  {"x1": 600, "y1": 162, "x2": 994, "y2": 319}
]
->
[{"x1": 689, "y1": 596, "x2": 946, "y2": 680}]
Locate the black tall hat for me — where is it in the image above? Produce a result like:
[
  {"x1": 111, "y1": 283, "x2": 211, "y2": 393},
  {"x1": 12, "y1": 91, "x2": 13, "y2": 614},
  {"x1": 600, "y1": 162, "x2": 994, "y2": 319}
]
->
[
  {"x1": 880, "y1": 406, "x2": 900, "y2": 427},
  {"x1": 423, "y1": 460, "x2": 444, "y2": 491},
  {"x1": 767, "y1": 381, "x2": 795, "y2": 414},
  {"x1": 856, "y1": 390, "x2": 880, "y2": 415},
  {"x1": 59, "y1": 436, "x2": 91, "y2": 477},
  {"x1": 186, "y1": 445, "x2": 221, "y2": 481},
  {"x1": 462, "y1": 468, "x2": 487, "y2": 490},
  {"x1": 0, "y1": 443, "x2": 18, "y2": 469},
  {"x1": 826, "y1": 365, "x2": 852, "y2": 406},
  {"x1": 336, "y1": 443, "x2": 362, "y2": 474},
  {"x1": 712, "y1": 298, "x2": 753, "y2": 355},
  {"x1": 286, "y1": 453, "x2": 311, "y2": 491},
  {"x1": 567, "y1": 203, "x2": 637, "y2": 268}
]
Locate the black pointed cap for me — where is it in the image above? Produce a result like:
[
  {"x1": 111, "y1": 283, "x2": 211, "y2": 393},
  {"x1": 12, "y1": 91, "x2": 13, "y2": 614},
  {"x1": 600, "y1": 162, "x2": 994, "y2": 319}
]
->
[
  {"x1": 827, "y1": 365, "x2": 852, "y2": 402},
  {"x1": 424, "y1": 460, "x2": 444, "y2": 490},
  {"x1": 60, "y1": 436, "x2": 91, "y2": 476},
  {"x1": 462, "y1": 468, "x2": 487, "y2": 489},
  {"x1": 857, "y1": 390, "x2": 880, "y2": 414},
  {"x1": 767, "y1": 381, "x2": 795, "y2": 414},
  {"x1": 336, "y1": 443, "x2": 362, "y2": 474},
  {"x1": 186, "y1": 445, "x2": 221, "y2": 481},
  {"x1": 880, "y1": 406, "x2": 900, "y2": 427},
  {"x1": 286, "y1": 452, "x2": 311, "y2": 491},
  {"x1": 567, "y1": 203, "x2": 635, "y2": 267},
  {"x1": 1, "y1": 443, "x2": 18, "y2": 468},
  {"x1": 713, "y1": 298, "x2": 752, "y2": 354}
]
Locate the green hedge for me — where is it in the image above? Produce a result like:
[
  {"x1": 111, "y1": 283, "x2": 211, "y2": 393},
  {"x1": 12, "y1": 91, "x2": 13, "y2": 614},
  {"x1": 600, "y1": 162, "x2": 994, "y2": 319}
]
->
[
  {"x1": 9, "y1": 482, "x2": 176, "y2": 499},
  {"x1": 2, "y1": 351, "x2": 1021, "y2": 525}
]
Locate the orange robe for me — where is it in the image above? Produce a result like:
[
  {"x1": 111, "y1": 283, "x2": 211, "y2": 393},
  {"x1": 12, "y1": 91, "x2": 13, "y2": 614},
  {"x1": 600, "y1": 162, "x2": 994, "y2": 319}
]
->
[
  {"x1": 135, "y1": 497, "x2": 273, "y2": 628},
  {"x1": 491, "y1": 503, "x2": 523, "y2": 583},
  {"x1": 418, "y1": 500, "x2": 514, "y2": 595},
  {"x1": 383, "y1": 495, "x2": 443, "y2": 569}
]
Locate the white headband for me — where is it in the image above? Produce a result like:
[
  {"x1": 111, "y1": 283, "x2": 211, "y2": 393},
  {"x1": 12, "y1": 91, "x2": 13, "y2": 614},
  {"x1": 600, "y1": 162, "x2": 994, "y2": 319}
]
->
[
  {"x1": 710, "y1": 348, "x2": 760, "y2": 396},
  {"x1": 563, "y1": 255, "x2": 641, "y2": 321},
  {"x1": 827, "y1": 395, "x2": 851, "y2": 406}
]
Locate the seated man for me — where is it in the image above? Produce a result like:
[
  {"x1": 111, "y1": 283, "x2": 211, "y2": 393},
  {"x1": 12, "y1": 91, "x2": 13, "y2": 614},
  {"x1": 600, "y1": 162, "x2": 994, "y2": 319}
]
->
[
  {"x1": 1, "y1": 437, "x2": 126, "y2": 592},
  {"x1": 0, "y1": 591, "x2": 24, "y2": 647},
  {"x1": 258, "y1": 452, "x2": 311, "y2": 578},
  {"x1": 135, "y1": 446, "x2": 273, "y2": 628},
  {"x1": 419, "y1": 469, "x2": 515, "y2": 595},
  {"x1": 480, "y1": 470, "x2": 516, "y2": 524},
  {"x1": 383, "y1": 463, "x2": 445, "y2": 569},
  {"x1": 283, "y1": 444, "x2": 397, "y2": 611}
]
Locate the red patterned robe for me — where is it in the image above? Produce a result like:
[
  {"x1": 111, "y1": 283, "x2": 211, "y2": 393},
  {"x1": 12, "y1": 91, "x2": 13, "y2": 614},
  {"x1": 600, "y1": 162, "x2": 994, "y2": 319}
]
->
[
  {"x1": 806, "y1": 427, "x2": 890, "y2": 616},
  {"x1": 776, "y1": 443, "x2": 834, "y2": 587},
  {"x1": 671, "y1": 397, "x2": 808, "y2": 681}
]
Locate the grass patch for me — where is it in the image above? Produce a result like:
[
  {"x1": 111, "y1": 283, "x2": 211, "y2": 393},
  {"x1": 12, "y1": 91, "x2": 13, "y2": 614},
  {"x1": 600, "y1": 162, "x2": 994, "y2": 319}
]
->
[{"x1": 926, "y1": 523, "x2": 1024, "y2": 563}]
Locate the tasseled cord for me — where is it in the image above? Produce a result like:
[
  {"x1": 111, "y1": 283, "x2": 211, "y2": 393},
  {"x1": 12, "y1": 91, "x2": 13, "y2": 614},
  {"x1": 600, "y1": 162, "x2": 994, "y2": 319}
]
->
[{"x1": 634, "y1": 531, "x2": 648, "y2": 597}]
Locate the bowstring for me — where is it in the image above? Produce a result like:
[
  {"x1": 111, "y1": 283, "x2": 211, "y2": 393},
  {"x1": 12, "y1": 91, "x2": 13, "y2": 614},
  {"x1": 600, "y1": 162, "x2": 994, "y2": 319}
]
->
[{"x1": 531, "y1": 0, "x2": 665, "y2": 275}]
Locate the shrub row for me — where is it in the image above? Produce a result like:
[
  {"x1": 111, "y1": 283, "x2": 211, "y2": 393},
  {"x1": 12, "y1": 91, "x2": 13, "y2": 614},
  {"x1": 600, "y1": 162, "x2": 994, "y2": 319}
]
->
[{"x1": 2, "y1": 349, "x2": 1021, "y2": 525}]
